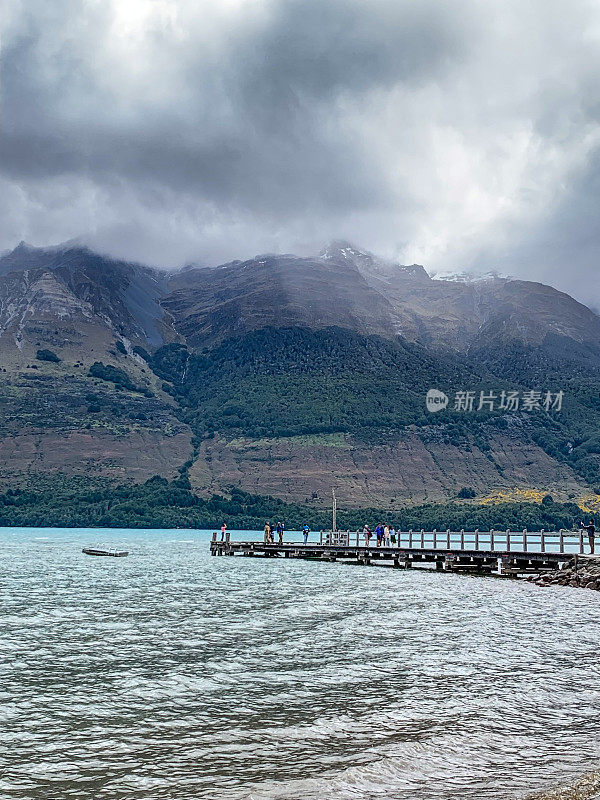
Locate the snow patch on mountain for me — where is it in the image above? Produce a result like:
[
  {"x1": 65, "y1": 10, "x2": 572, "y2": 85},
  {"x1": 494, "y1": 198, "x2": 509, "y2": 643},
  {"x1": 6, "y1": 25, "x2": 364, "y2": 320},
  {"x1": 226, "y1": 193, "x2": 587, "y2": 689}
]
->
[{"x1": 431, "y1": 269, "x2": 512, "y2": 283}]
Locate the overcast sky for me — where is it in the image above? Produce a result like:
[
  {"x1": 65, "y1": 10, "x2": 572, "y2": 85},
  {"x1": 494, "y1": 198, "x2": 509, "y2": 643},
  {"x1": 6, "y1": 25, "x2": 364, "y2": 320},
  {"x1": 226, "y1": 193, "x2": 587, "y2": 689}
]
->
[{"x1": 1, "y1": 0, "x2": 600, "y2": 303}]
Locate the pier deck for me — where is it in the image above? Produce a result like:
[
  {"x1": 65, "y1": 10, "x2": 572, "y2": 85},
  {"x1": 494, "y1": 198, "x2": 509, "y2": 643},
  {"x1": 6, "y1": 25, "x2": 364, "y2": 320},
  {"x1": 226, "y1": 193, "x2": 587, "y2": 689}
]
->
[{"x1": 210, "y1": 530, "x2": 589, "y2": 576}]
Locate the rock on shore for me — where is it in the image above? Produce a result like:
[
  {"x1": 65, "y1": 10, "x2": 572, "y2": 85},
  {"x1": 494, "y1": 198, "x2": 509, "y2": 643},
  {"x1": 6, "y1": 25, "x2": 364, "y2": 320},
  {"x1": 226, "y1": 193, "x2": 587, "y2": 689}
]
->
[{"x1": 526, "y1": 557, "x2": 600, "y2": 591}]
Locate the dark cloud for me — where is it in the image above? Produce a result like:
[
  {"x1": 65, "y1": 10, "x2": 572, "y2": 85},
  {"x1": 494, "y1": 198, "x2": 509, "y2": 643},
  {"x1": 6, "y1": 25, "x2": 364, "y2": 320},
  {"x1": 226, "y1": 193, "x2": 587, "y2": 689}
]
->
[
  {"x1": 2, "y1": 0, "x2": 468, "y2": 210},
  {"x1": 1, "y1": 0, "x2": 599, "y2": 307}
]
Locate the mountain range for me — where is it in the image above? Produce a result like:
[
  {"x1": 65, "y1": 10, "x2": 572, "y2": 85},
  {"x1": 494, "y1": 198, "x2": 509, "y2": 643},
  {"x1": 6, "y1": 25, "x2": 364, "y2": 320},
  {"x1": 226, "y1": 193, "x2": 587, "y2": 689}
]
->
[{"x1": 2, "y1": 239, "x2": 600, "y2": 513}]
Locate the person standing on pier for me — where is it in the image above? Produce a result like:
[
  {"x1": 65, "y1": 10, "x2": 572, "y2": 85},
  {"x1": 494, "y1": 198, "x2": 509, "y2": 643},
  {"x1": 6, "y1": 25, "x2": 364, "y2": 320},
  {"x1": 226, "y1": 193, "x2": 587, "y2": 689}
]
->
[
  {"x1": 383, "y1": 524, "x2": 391, "y2": 546},
  {"x1": 277, "y1": 521, "x2": 284, "y2": 544},
  {"x1": 580, "y1": 519, "x2": 596, "y2": 554},
  {"x1": 302, "y1": 524, "x2": 309, "y2": 545},
  {"x1": 264, "y1": 521, "x2": 272, "y2": 544},
  {"x1": 221, "y1": 522, "x2": 227, "y2": 541},
  {"x1": 375, "y1": 523, "x2": 383, "y2": 547},
  {"x1": 363, "y1": 524, "x2": 371, "y2": 547}
]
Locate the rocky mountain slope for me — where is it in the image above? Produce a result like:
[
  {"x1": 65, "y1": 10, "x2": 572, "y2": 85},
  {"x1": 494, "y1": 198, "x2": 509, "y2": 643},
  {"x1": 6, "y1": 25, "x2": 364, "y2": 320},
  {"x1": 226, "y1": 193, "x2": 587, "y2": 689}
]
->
[
  {"x1": 1, "y1": 239, "x2": 599, "y2": 509},
  {"x1": 164, "y1": 241, "x2": 600, "y2": 353}
]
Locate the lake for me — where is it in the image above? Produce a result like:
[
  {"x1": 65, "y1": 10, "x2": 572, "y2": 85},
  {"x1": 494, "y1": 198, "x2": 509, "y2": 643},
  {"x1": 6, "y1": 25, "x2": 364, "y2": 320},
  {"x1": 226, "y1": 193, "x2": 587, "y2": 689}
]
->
[{"x1": 1, "y1": 527, "x2": 599, "y2": 799}]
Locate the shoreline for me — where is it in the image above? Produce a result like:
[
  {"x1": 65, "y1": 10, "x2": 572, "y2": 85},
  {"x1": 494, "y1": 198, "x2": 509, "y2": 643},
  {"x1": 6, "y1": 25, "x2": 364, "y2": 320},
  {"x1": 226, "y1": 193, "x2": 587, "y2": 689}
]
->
[
  {"x1": 526, "y1": 555, "x2": 600, "y2": 592},
  {"x1": 526, "y1": 771, "x2": 600, "y2": 800}
]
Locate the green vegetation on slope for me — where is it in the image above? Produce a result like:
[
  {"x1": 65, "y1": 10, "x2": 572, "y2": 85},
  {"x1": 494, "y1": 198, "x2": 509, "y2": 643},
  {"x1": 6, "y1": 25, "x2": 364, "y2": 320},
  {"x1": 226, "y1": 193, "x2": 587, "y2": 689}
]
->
[
  {"x1": 470, "y1": 339, "x2": 600, "y2": 484},
  {"x1": 149, "y1": 325, "x2": 600, "y2": 486},
  {"x1": 0, "y1": 372, "x2": 179, "y2": 436},
  {"x1": 0, "y1": 473, "x2": 584, "y2": 531},
  {"x1": 36, "y1": 349, "x2": 61, "y2": 363},
  {"x1": 151, "y1": 326, "x2": 484, "y2": 438},
  {"x1": 88, "y1": 361, "x2": 145, "y2": 393}
]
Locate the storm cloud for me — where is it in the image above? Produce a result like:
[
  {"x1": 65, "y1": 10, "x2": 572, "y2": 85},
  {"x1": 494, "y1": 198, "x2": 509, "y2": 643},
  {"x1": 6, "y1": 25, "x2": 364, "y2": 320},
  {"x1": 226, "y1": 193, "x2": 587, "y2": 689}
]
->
[{"x1": 1, "y1": 0, "x2": 600, "y2": 304}]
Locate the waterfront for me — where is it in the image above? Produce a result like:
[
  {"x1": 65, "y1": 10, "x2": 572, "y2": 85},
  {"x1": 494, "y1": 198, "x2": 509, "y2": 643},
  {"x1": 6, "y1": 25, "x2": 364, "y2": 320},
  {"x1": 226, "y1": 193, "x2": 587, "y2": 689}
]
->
[{"x1": 1, "y1": 527, "x2": 599, "y2": 800}]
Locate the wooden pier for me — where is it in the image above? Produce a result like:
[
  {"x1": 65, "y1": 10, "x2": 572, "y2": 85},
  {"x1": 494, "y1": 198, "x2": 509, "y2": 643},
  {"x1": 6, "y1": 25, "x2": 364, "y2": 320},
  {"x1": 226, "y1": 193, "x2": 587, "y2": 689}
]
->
[{"x1": 210, "y1": 529, "x2": 589, "y2": 576}]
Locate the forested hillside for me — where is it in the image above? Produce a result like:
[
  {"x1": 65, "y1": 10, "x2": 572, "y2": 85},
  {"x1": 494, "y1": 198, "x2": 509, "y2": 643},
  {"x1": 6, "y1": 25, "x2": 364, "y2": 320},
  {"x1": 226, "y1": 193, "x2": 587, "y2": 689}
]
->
[{"x1": 149, "y1": 327, "x2": 484, "y2": 437}]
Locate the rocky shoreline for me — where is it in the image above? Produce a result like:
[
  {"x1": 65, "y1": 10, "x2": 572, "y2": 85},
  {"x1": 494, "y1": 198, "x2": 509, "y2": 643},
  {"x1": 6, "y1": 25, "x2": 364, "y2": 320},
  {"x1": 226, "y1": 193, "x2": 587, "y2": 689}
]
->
[
  {"x1": 525, "y1": 770, "x2": 600, "y2": 799},
  {"x1": 525, "y1": 556, "x2": 600, "y2": 591}
]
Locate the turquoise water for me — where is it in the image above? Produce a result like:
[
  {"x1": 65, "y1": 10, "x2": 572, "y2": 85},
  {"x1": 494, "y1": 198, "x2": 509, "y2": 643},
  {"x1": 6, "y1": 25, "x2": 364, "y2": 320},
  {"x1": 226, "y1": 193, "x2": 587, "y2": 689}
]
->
[{"x1": 1, "y1": 527, "x2": 599, "y2": 800}]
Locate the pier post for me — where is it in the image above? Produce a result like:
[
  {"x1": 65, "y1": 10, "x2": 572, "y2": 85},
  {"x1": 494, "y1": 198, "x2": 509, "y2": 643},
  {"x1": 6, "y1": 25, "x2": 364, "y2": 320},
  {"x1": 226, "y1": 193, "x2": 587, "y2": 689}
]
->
[
  {"x1": 559, "y1": 529, "x2": 564, "y2": 553},
  {"x1": 446, "y1": 529, "x2": 451, "y2": 549},
  {"x1": 523, "y1": 529, "x2": 528, "y2": 551},
  {"x1": 460, "y1": 529, "x2": 465, "y2": 549},
  {"x1": 540, "y1": 530, "x2": 545, "y2": 553}
]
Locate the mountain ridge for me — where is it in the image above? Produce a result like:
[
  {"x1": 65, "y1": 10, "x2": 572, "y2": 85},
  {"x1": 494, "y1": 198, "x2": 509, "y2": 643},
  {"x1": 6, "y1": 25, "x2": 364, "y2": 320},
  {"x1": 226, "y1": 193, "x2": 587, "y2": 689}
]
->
[
  {"x1": 2, "y1": 238, "x2": 598, "y2": 354},
  {"x1": 1, "y1": 238, "x2": 600, "y2": 512}
]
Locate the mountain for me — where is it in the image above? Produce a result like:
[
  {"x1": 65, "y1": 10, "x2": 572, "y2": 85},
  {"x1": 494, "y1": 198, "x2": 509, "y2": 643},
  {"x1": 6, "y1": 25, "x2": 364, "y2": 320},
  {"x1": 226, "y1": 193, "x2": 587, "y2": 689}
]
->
[
  {"x1": 163, "y1": 240, "x2": 600, "y2": 354},
  {"x1": 0, "y1": 241, "x2": 170, "y2": 347},
  {"x1": 1, "y1": 239, "x2": 600, "y2": 514},
  {"x1": 163, "y1": 246, "x2": 400, "y2": 348},
  {"x1": 0, "y1": 243, "x2": 190, "y2": 488}
]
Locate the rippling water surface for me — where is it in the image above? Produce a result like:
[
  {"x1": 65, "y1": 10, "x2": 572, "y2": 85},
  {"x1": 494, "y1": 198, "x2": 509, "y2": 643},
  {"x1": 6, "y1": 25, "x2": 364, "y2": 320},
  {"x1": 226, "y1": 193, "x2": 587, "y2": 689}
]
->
[{"x1": 1, "y1": 527, "x2": 599, "y2": 800}]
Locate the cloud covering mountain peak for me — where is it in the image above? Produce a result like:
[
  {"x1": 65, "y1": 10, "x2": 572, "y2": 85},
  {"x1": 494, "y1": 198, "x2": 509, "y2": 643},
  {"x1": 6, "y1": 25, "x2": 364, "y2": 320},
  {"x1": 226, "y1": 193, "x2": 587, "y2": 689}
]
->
[{"x1": 2, "y1": 0, "x2": 600, "y2": 308}]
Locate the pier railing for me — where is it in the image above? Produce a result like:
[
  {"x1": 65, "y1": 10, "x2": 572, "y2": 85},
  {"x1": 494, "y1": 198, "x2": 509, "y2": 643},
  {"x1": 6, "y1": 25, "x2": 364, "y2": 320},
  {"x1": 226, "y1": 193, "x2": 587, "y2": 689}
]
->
[
  {"x1": 213, "y1": 529, "x2": 588, "y2": 555},
  {"x1": 317, "y1": 529, "x2": 587, "y2": 555}
]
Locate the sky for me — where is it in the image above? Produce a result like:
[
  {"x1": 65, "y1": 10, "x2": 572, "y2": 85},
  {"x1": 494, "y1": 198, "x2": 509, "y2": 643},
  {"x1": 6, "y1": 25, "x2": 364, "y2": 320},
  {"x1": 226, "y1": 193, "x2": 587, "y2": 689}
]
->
[{"x1": 1, "y1": 0, "x2": 600, "y2": 305}]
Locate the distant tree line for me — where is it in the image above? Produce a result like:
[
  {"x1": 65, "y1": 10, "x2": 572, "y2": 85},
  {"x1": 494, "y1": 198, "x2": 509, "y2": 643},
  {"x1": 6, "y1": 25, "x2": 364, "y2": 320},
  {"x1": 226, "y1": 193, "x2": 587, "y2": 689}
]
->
[{"x1": 0, "y1": 474, "x2": 585, "y2": 531}]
